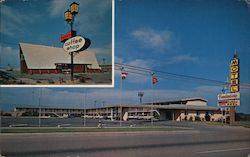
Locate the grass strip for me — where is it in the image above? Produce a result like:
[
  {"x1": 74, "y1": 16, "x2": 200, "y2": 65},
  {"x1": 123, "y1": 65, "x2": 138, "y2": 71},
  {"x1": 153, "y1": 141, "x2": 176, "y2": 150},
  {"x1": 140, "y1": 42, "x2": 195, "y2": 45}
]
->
[
  {"x1": 204, "y1": 121, "x2": 250, "y2": 128},
  {"x1": 1, "y1": 127, "x2": 185, "y2": 134},
  {"x1": 234, "y1": 121, "x2": 250, "y2": 128}
]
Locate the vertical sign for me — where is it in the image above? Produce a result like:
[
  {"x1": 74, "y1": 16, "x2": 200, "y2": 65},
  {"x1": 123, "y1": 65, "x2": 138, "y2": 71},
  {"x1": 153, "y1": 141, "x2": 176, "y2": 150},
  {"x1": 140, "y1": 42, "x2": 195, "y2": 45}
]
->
[
  {"x1": 228, "y1": 52, "x2": 240, "y2": 126},
  {"x1": 230, "y1": 58, "x2": 239, "y2": 93}
]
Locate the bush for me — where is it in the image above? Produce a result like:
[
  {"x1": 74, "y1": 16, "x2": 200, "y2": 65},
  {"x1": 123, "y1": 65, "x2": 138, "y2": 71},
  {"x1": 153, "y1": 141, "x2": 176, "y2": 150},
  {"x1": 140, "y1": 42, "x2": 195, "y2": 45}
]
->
[
  {"x1": 184, "y1": 116, "x2": 187, "y2": 121},
  {"x1": 79, "y1": 77, "x2": 86, "y2": 83},
  {"x1": 189, "y1": 116, "x2": 193, "y2": 121},
  {"x1": 195, "y1": 116, "x2": 201, "y2": 121},
  {"x1": 48, "y1": 79, "x2": 54, "y2": 84},
  {"x1": 205, "y1": 114, "x2": 210, "y2": 121},
  {"x1": 18, "y1": 80, "x2": 26, "y2": 84},
  {"x1": 3, "y1": 113, "x2": 12, "y2": 116}
]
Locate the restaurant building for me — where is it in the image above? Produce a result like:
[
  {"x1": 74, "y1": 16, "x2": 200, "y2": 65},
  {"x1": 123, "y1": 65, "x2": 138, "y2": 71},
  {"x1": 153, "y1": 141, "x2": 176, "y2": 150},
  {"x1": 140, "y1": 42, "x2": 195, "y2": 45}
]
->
[{"x1": 19, "y1": 43, "x2": 101, "y2": 74}]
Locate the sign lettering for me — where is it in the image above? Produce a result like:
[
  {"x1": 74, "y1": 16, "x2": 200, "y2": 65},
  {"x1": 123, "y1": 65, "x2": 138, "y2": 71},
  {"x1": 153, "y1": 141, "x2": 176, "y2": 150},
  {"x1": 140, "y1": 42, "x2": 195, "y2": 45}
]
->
[
  {"x1": 230, "y1": 86, "x2": 239, "y2": 93},
  {"x1": 230, "y1": 72, "x2": 238, "y2": 79},
  {"x1": 230, "y1": 79, "x2": 238, "y2": 85},
  {"x1": 63, "y1": 36, "x2": 86, "y2": 53},
  {"x1": 230, "y1": 66, "x2": 238, "y2": 73},
  {"x1": 218, "y1": 100, "x2": 240, "y2": 106},
  {"x1": 230, "y1": 58, "x2": 239, "y2": 93},
  {"x1": 218, "y1": 92, "x2": 240, "y2": 100},
  {"x1": 230, "y1": 59, "x2": 239, "y2": 66}
]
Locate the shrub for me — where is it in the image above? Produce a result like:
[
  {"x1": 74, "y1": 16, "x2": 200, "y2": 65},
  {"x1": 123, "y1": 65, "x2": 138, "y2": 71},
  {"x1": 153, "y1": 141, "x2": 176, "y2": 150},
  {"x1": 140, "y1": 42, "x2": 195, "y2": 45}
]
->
[
  {"x1": 195, "y1": 116, "x2": 201, "y2": 121},
  {"x1": 48, "y1": 79, "x2": 54, "y2": 84},
  {"x1": 79, "y1": 77, "x2": 86, "y2": 83},
  {"x1": 184, "y1": 116, "x2": 187, "y2": 121},
  {"x1": 205, "y1": 114, "x2": 211, "y2": 121},
  {"x1": 189, "y1": 116, "x2": 193, "y2": 121}
]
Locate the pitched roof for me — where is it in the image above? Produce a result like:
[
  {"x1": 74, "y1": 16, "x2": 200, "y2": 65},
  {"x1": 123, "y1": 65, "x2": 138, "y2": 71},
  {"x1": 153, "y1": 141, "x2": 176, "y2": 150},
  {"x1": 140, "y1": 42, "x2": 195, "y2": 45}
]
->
[{"x1": 20, "y1": 42, "x2": 101, "y2": 69}]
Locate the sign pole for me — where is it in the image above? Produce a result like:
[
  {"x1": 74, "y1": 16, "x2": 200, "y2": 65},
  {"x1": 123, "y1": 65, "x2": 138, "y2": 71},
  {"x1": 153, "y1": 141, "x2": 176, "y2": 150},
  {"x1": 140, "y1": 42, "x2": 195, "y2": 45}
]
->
[
  {"x1": 151, "y1": 73, "x2": 154, "y2": 126},
  {"x1": 229, "y1": 50, "x2": 239, "y2": 125},
  {"x1": 229, "y1": 106, "x2": 235, "y2": 125},
  {"x1": 218, "y1": 50, "x2": 240, "y2": 125},
  {"x1": 221, "y1": 108, "x2": 224, "y2": 125},
  {"x1": 70, "y1": 52, "x2": 74, "y2": 81}
]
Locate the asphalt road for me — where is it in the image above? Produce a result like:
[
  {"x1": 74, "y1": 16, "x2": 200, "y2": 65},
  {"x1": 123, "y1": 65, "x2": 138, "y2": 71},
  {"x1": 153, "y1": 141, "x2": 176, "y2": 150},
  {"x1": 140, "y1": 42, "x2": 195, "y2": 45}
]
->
[{"x1": 1, "y1": 123, "x2": 250, "y2": 157}]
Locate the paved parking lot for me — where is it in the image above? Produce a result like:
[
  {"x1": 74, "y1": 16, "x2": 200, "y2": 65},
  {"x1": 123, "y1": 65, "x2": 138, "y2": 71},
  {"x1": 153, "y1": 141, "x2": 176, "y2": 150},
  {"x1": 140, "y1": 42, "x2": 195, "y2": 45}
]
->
[
  {"x1": 1, "y1": 121, "x2": 249, "y2": 157},
  {"x1": 0, "y1": 70, "x2": 112, "y2": 85}
]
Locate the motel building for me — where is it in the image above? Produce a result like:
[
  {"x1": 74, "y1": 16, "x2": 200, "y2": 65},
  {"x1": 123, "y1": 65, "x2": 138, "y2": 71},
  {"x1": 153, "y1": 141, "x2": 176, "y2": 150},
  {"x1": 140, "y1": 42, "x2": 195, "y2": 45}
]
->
[
  {"x1": 19, "y1": 43, "x2": 101, "y2": 74},
  {"x1": 14, "y1": 97, "x2": 222, "y2": 122}
]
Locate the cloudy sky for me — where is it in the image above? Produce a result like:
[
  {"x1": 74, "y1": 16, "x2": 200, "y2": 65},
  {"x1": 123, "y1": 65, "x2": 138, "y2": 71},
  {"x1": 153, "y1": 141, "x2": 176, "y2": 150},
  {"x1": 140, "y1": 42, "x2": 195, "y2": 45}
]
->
[{"x1": 1, "y1": 0, "x2": 250, "y2": 114}]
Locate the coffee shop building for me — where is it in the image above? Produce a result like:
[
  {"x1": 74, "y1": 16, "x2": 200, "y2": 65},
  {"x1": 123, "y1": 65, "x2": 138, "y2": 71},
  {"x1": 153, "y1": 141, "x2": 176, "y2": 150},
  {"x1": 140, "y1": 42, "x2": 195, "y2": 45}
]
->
[{"x1": 19, "y1": 42, "x2": 101, "y2": 74}]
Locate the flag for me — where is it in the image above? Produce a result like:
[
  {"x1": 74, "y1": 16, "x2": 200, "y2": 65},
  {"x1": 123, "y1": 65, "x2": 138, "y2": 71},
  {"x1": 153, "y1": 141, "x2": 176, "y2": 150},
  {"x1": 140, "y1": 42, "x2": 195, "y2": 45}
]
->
[
  {"x1": 152, "y1": 75, "x2": 158, "y2": 84},
  {"x1": 121, "y1": 68, "x2": 128, "y2": 80}
]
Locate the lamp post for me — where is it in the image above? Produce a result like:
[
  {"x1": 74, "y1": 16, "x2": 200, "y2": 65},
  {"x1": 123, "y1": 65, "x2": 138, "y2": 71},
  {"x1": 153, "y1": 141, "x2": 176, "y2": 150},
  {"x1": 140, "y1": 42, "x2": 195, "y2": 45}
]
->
[
  {"x1": 64, "y1": 2, "x2": 79, "y2": 81},
  {"x1": 94, "y1": 100, "x2": 97, "y2": 108}
]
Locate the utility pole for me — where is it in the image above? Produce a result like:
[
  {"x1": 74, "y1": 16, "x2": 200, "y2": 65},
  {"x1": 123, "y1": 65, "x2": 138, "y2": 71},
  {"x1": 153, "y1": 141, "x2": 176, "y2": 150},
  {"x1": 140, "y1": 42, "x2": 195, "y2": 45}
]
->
[{"x1": 38, "y1": 88, "x2": 42, "y2": 128}]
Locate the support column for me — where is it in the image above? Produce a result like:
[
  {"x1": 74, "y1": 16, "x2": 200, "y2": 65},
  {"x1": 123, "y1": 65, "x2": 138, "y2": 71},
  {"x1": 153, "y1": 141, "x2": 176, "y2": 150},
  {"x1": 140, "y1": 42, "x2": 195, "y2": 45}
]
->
[
  {"x1": 120, "y1": 107, "x2": 123, "y2": 122},
  {"x1": 172, "y1": 111, "x2": 175, "y2": 121},
  {"x1": 229, "y1": 106, "x2": 235, "y2": 125}
]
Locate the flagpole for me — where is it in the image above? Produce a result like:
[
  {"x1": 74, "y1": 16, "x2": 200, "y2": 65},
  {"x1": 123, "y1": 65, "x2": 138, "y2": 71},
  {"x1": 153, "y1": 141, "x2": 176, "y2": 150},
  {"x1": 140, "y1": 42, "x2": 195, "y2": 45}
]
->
[
  {"x1": 83, "y1": 88, "x2": 86, "y2": 127},
  {"x1": 120, "y1": 67, "x2": 122, "y2": 127},
  {"x1": 151, "y1": 73, "x2": 154, "y2": 126},
  {"x1": 120, "y1": 67, "x2": 128, "y2": 127}
]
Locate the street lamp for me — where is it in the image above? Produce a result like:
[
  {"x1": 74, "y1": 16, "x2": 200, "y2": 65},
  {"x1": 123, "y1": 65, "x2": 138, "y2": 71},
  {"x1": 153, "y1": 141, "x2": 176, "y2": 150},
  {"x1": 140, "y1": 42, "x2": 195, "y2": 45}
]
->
[
  {"x1": 64, "y1": 10, "x2": 72, "y2": 23},
  {"x1": 64, "y1": 2, "x2": 79, "y2": 81},
  {"x1": 64, "y1": 2, "x2": 79, "y2": 30},
  {"x1": 70, "y1": 2, "x2": 79, "y2": 14}
]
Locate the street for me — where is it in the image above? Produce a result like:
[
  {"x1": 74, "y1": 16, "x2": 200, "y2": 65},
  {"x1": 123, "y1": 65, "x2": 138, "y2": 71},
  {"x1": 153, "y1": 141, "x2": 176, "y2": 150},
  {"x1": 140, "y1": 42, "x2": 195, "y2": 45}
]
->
[{"x1": 1, "y1": 122, "x2": 250, "y2": 157}]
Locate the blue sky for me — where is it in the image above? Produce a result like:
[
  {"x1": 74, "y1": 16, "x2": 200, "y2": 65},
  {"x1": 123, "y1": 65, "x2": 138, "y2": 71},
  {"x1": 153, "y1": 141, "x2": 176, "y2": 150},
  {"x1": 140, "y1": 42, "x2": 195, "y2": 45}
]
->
[{"x1": 1, "y1": 0, "x2": 250, "y2": 114}]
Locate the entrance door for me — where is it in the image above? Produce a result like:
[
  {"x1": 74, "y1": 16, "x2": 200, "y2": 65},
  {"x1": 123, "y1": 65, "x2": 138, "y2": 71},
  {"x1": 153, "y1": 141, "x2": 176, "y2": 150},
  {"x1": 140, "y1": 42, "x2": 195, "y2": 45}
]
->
[{"x1": 166, "y1": 111, "x2": 173, "y2": 120}]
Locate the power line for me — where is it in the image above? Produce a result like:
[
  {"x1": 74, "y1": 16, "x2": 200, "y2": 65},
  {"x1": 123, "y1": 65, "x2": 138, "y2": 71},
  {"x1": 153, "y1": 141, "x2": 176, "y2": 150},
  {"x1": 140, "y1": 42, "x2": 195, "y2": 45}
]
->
[
  {"x1": 115, "y1": 63, "x2": 226, "y2": 85},
  {"x1": 115, "y1": 62, "x2": 250, "y2": 89},
  {"x1": 116, "y1": 63, "x2": 225, "y2": 84}
]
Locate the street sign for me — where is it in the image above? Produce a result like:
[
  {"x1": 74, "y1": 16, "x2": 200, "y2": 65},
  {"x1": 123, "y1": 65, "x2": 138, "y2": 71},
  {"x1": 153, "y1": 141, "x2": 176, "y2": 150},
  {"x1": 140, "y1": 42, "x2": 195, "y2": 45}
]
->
[
  {"x1": 218, "y1": 99, "x2": 240, "y2": 106},
  {"x1": 217, "y1": 92, "x2": 240, "y2": 101}
]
